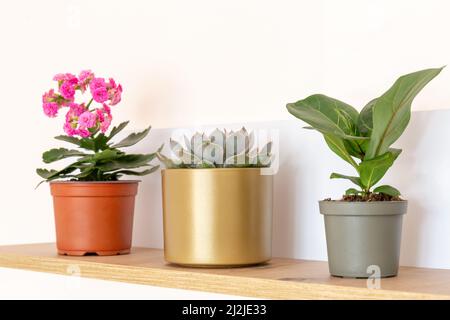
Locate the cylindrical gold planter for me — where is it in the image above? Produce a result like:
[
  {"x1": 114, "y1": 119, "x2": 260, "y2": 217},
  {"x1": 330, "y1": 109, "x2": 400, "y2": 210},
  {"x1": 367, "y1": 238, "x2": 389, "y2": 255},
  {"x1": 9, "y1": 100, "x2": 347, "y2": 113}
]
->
[{"x1": 161, "y1": 168, "x2": 273, "y2": 267}]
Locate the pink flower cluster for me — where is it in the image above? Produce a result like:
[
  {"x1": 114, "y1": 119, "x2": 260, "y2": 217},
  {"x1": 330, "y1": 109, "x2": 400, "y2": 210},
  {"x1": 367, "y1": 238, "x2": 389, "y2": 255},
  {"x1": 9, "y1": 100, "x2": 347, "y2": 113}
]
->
[{"x1": 42, "y1": 70, "x2": 122, "y2": 138}]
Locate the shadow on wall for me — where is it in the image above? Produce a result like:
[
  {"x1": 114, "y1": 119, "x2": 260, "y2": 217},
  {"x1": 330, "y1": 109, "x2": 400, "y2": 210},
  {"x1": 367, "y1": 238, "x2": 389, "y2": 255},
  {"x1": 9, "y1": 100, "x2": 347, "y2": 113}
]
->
[{"x1": 391, "y1": 110, "x2": 450, "y2": 268}]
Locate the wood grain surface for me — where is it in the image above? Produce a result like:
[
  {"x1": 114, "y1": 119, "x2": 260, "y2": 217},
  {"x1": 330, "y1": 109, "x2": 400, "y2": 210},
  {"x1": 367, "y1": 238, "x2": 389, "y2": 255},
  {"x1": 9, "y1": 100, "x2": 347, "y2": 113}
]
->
[{"x1": 0, "y1": 243, "x2": 449, "y2": 300}]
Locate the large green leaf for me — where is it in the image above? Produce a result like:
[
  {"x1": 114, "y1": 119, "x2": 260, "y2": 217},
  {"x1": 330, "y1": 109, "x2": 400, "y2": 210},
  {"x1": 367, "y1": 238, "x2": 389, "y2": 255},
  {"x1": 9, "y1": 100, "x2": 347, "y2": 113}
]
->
[
  {"x1": 330, "y1": 172, "x2": 363, "y2": 188},
  {"x1": 373, "y1": 185, "x2": 401, "y2": 197},
  {"x1": 343, "y1": 139, "x2": 365, "y2": 159},
  {"x1": 345, "y1": 188, "x2": 361, "y2": 195},
  {"x1": 357, "y1": 98, "x2": 377, "y2": 136},
  {"x1": 286, "y1": 94, "x2": 366, "y2": 140},
  {"x1": 112, "y1": 126, "x2": 151, "y2": 148},
  {"x1": 42, "y1": 148, "x2": 86, "y2": 163},
  {"x1": 359, "y1": 151, "x2": 397, "y2": 190},
  {"x1": 365, "y1": 67, "x2": 443, "y2": 159},
  {"x1": 324, "y1": 134, "x2": 358, "y2": 170}
]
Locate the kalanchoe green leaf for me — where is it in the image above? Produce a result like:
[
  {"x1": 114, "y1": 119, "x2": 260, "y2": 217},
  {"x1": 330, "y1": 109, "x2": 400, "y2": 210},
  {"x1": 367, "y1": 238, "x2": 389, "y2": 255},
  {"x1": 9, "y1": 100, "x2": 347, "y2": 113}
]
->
[
  {"x1": 36, "y1": 168, "x2": 59, "y2": 179},
  {"x1": 42, "y1": 148, "x2": 86, "y2": 164},
  {"x1": 110, "y1": 166, "x2": 160, "y2": 177},
  {"x1": 79, "y1": 138, "x2": 96, "y2": 151},
  {"x1": 108, "y1": 121, "x2": 129, "y2": 141},
  {"x1": 96, "y1": 153, "x2": 157, "y2": 171},
  {"x1": 54, "y1": 135, "x2": 82, "y2": 147},
  {"x1": 90, "y1": 149, "x2": 122, "y2": 162},
  {"x1": 112, "y1": 126, "x2": 151, "y2": 148},
  {"x1": 74, "y1": 166, "x2": 96, "y2": 179},
  {"x1": 92, "y1": 133, "x2": 109, "y2": 151}
]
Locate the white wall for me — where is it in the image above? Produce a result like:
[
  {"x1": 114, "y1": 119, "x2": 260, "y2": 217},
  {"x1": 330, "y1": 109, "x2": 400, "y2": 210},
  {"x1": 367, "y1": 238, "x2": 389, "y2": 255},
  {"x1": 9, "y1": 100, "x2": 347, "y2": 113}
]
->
[{"x1": 0, "y1": 0, "x2": 449, "y2": 295}]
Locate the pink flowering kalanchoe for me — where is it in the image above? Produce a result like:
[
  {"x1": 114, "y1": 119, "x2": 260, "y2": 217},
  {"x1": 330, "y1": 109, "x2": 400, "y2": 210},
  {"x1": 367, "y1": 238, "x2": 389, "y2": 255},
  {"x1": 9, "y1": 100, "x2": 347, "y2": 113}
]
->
[{"x1": 41, "y1": 70, "x2": 123, "y2": 138}]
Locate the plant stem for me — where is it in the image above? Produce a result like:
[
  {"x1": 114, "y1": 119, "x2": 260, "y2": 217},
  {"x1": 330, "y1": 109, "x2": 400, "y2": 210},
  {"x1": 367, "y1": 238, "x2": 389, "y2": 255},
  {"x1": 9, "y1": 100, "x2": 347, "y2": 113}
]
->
[{"x1": 86, "y1": 98, "x2": 94, "y2": 110}]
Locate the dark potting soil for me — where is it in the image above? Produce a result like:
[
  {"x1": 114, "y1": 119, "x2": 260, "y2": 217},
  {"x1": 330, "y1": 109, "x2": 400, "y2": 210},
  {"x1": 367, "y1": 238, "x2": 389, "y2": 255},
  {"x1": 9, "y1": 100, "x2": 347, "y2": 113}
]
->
[{"x1": 324, "y1": 193, "x2": 402, "y2": 202}]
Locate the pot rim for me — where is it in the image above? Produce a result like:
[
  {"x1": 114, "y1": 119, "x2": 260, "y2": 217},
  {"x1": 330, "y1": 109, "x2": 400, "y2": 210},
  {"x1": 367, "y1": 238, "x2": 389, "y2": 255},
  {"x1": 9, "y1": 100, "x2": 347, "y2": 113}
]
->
[
  {"x1": 161, "y1": 167, "x2": 268, "y2": 172},
  {"x1": 319, "y1": 199, "x2": 408, "y2": 216},
  {"x1": 49, "y1": 180, "x2": 140, "y2": 185}
]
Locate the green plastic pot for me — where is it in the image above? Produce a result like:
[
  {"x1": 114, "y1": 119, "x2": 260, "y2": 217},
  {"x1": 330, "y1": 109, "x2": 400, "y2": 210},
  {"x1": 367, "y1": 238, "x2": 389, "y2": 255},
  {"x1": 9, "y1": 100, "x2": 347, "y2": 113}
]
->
[{"x1": 319, "y1": 200, "x2": 407, "y2": 278}]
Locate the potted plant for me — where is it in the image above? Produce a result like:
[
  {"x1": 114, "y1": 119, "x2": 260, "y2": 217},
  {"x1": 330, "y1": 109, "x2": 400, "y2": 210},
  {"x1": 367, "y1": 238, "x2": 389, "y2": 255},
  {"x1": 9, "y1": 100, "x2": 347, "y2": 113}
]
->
[
  {"x1": 157, "y1": 128, "x2": 274, "y2": 267},
  {"x1": 286, "y1": 67, "x2": 443, "y2": 277},
  {"x1": 37, "y1": 70, "x2": 160, "y2": 256}
]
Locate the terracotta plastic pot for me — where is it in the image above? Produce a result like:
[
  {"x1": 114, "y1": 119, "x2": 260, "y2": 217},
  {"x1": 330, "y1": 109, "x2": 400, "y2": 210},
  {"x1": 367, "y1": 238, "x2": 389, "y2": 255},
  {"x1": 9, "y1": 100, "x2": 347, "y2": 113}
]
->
[
  {"x1": 50, "y1": 181, "x2": 139, "y2": 256},
  {"x1": 161, "y1": 168, "x2": 273, "y2": 267},
  {"x1": 319, "y1": 200, "x2": 407, "y2": 278}
]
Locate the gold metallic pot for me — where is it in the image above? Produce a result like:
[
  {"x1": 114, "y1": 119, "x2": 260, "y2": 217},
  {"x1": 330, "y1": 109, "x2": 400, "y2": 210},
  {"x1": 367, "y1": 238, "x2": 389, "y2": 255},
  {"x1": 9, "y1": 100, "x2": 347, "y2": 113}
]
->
[{"x1": 161, "y1": 168, "x2": 273, "y2": 267}]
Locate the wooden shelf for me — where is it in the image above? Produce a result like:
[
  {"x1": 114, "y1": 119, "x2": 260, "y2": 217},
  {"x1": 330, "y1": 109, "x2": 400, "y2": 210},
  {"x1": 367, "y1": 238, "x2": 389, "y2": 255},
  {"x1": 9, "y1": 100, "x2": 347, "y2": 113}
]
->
[{"x1": 0, "y1": 243, "x2": 449, "y2": 299}]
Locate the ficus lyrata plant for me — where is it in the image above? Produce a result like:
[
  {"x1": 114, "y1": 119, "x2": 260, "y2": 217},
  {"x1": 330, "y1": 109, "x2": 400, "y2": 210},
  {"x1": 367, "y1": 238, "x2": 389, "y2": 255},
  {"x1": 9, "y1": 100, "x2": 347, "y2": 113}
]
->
[{"x1": 286, "y1": 67, "x2": 443, "y2": 198}]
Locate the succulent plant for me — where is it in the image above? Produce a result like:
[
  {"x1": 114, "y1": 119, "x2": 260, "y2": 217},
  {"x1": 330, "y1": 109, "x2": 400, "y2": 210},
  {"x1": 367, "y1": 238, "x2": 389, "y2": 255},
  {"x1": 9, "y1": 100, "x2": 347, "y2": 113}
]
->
[{"x1": 158, "y1": 127, "x2": 273, "y2": 169}]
